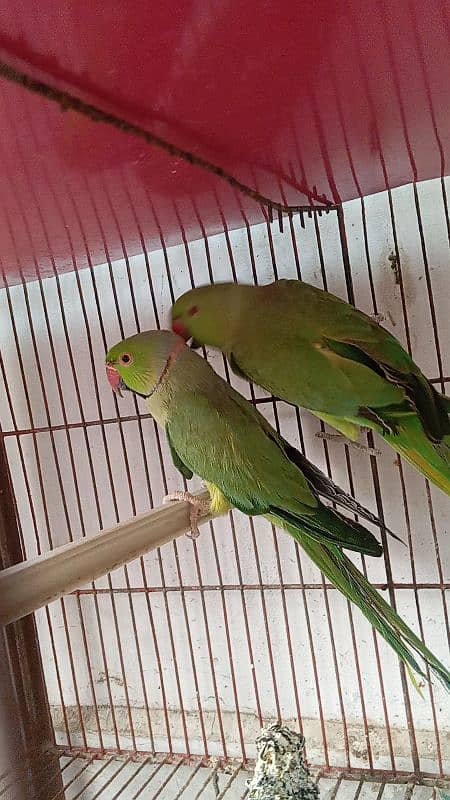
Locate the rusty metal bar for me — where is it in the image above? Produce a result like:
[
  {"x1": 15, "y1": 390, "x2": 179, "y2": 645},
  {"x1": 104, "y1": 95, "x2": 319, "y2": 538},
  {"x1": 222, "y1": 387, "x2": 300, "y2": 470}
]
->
[{"x1": 0, "y1": 436, "x2": 64, "y2": 799}]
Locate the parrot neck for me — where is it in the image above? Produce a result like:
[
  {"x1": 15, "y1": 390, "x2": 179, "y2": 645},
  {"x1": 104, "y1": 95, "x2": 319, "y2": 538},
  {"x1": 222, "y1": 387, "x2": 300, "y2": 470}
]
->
[
  {"x1": 146, "y1": 345, "x2": 215, "y2": 427},
  {"x1": 148, "y1": 338, "x2": 185, "y2": 399},
  {"x1": 142, "y1": 339, "x2": 185, "y2": 425}
]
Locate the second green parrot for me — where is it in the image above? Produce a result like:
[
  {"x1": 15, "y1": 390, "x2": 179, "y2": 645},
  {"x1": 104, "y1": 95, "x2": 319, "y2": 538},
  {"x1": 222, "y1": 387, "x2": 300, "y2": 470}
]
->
[
  {"x1": 106, "y1": 330, "x2": 449, "y2": 689},
  {"x1": 171, "y1": 280, "x2": 450, "y2": 496}
]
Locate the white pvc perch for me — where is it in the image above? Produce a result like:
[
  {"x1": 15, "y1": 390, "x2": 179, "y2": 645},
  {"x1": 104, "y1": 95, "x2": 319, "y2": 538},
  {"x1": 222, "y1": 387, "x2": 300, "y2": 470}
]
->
[{"x1": 0, "y1": 491, "x2": 219, "y2": 627}]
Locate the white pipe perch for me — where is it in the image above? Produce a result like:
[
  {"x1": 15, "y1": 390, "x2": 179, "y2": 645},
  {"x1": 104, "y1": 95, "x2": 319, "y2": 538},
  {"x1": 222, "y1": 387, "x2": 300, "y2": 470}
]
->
[{"x1": 0, "y1": 491, "x2": 219, "y2": 627}]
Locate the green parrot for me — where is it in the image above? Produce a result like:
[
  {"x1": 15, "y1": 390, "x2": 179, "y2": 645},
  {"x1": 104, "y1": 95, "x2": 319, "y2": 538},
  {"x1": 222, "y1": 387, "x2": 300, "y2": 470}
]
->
[
  {"x1": 106, "y1": 330, "x2": 449, "y2": 689},
  {"x1": 171, "y1": 280, "x2": 450, "y2": 496}
]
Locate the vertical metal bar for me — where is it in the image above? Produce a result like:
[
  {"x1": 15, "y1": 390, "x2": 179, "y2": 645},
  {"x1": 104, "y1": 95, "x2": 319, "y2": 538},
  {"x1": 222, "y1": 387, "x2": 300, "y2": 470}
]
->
[
  {"x1": 101, "y1": 169, "x2": 191, "y2": 754},
  {"x1": 367, "y1": 440, "x2": 421, "y2": 773},
  {"x1": 219, "y1": 206, "x2": 283, "y2": 725},
  {"x1": 148, "y1": 191, "x2": 249, "y2": 760},
  {"x1": 192, "y1": 196, "x2": 264, "y2": 744},
  {"x1": 385, "y1": 186, "x2": 445, "y2": 772},
  {"x1": 441, "y1": 177, "x2": 450, "y2": 248},
  {"x1": 142, "y1": 195, "x2": 200, "y2": 757},
  {"x1": 358, "y1": 195, "x2": 405, "y2": 774},
  {"x1": 173, "y1": 201, "x2": 247, "y2": 756},
  {"x1": 412, "y1": 184, "x2": 446, "y2": 391},
  {"x1": 50, "y1": 164, "x2": 133, "y2": 752},
  {"x1": 336, "y1": 205, "x2": 355, "y2": 305},
  {"x1": 345, "y1": 191, "x2": 421, "y2": 773},
  {"x1": 0, "y1": 436, "x2": 63, "y2": 799},
  {"x1": 261, "y1": 211, "x2": 331, "y2": 765},
  {"x1": 267, "y1": 206, "x2": 350, "y2": 744},
  {"x1": 315, "y1": 210, "x2": 383, "y2": 770},
  {"x1": 343, "y1": 449, "x2": 393, "y2": 771},
  {"x1": 121, "y1": 170, "x2": 183, "y2": 754},
  {"x1": 19, "y1": 100, "x2": 118, "y2": 754},
  {"x1": 0, "y1": 247, "x2": 71, "y2": 748},
  {"x1": 401, "y1": 187, "x2": 445, "y2": 772},
  {"x1": 310, "y1": 213, "x2": 353, "y2": 768},
  {"x1": 158, "y1": 202, "x2": 230, "y2": 757},
  {"x1": 0, "y1": 92, "x2": 96, "y2": 750},
  {"x1": 395, "y1": 462, "x2": 443, "y2": 774},
  {"x1": 0, "y1": 629, "x2": 29, "y2": 800}
]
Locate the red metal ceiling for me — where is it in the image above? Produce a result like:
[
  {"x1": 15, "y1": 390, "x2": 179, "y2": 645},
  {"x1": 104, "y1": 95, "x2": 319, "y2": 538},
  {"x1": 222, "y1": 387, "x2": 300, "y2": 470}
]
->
[{"x1": 0, "y1": 0, "x2": 448, "y2": 285}]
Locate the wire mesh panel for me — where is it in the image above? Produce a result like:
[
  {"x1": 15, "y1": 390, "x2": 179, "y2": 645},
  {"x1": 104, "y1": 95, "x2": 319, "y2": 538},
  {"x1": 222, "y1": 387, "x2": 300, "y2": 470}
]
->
[
  {"x1": 3, "y1": 754, "x2": 446, "y2": 800},
  {"x1": 0, "y1": 177, "x2": 449, "y2": 784}
]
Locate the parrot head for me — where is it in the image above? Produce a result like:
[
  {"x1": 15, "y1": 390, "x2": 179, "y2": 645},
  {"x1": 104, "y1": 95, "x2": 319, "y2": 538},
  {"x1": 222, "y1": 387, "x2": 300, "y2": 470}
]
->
[
  {"x1": 171, "y1": 283, "x2": 241, "y2": 349},
  {"x1": 105, "y1": 330, "x2": 185, "y2": 398}
]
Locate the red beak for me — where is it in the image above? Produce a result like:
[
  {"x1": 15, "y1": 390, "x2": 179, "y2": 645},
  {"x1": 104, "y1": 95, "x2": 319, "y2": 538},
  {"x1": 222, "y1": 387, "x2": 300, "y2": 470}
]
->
[
  {"x1": 171, "y1": 320, "x2": 189, "y2": 340},
  {"x1": 106, "y1": 364, "x2": 123, "y2": 397}
]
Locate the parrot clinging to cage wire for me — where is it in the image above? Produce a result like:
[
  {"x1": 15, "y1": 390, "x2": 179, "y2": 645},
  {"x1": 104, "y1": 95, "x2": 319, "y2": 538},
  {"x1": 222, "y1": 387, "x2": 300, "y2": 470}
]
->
[
  {"x1": 171, "y1": 280, "x2": 450, "y2": 496},
  {"x1": 105, "y1": 330, "x2": 450, "y2": 690}
]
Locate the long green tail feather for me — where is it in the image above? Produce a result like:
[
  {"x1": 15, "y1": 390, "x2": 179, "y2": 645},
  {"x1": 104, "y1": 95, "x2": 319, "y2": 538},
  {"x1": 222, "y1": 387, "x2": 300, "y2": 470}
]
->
[
  {"x1": 327, "y1": 399, "x2": 450, "y2": 495},
  {"x1": 384, "y1": 416, "x2": 450, "y2": 496},
  {"x1": 273, "y1": 518, "x2": 450, "y2": 690}
]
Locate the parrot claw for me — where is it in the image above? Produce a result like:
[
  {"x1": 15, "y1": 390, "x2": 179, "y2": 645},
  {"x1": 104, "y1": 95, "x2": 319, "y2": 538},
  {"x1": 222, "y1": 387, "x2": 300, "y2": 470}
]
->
[
  {"x1": 163, "y1": 491, "x2": 210, "y2": 539},
  {"x1": 315, "y1": 431, "x2": 382, "y2": 456},
  {"x1": 371, "y1": 313, "x2": 385, "y2": 324}
]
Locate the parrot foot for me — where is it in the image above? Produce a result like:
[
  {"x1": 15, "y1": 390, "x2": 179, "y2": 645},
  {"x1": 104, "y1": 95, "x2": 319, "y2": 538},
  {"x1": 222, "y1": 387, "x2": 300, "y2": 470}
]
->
[
  {"x1": 163, "y1": 492, "x2": 210, "y2": 539},
  {"x1": 315, "y1": 431, "x2": 382, "y2": 456},
  {"x1": 371, "y1": 313, "x2": 385, "y2": 324}
]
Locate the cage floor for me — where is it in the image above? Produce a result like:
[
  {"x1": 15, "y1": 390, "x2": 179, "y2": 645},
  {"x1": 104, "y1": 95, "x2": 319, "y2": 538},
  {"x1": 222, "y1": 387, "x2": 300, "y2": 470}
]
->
[{"x1": 2, "y1": 754, "x2": 449, "y2": 800}]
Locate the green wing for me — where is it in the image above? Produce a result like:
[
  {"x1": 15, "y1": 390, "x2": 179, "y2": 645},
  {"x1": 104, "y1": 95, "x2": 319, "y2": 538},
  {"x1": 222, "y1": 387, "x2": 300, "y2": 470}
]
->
[
  {"x1": 237, "y1": 280, "x2": 449, "y2": 442},
  {"x1": 166, "y1": 425, "x2": 193, "y2": 480},
  {"x1": 166, "y1": 387, "x2": 317, "y2": 517},
  {"x1": 166, "y1": 383, "x2": 382, "y2": 556},
  {"x1": 284, "y1": 281, "x2": 450, "y2": 441},
  {"x1": 322, "y1": 334, "x2": 450, "y2": 442}
]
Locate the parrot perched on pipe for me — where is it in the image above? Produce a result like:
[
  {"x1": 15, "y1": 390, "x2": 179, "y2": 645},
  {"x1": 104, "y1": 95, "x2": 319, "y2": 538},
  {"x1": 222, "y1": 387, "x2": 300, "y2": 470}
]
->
[
  {"x1": 171, "y1": 280, "x2": 450, "y2": 496},
  {"x1": 106, "y1": 330, "x2": 449, "y2": 689}
]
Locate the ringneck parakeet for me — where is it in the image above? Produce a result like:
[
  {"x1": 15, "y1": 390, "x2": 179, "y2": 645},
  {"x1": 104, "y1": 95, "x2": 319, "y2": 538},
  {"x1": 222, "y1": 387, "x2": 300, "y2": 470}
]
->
[
  {"x1": 106, "y1": 330, "x2": 450, "y2": 689},
  {"x1": 171, "y1": 280, "x2": 450, "y2": 496}
]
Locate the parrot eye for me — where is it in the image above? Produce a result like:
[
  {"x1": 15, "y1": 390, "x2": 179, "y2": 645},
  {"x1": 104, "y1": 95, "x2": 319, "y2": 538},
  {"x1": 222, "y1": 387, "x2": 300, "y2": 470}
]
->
[
  {"x1": 119, "y1": 353, "x2": 133, "y2": 366},
  {"x1": 188, "y1": 305, "x2": 199, "y2": 318}
]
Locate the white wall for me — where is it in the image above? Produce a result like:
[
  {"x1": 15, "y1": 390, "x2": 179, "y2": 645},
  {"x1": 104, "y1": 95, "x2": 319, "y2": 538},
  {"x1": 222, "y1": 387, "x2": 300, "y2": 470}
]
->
[{"x1": 0, "y1": 178, "x2": 449, "y2": 774}]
